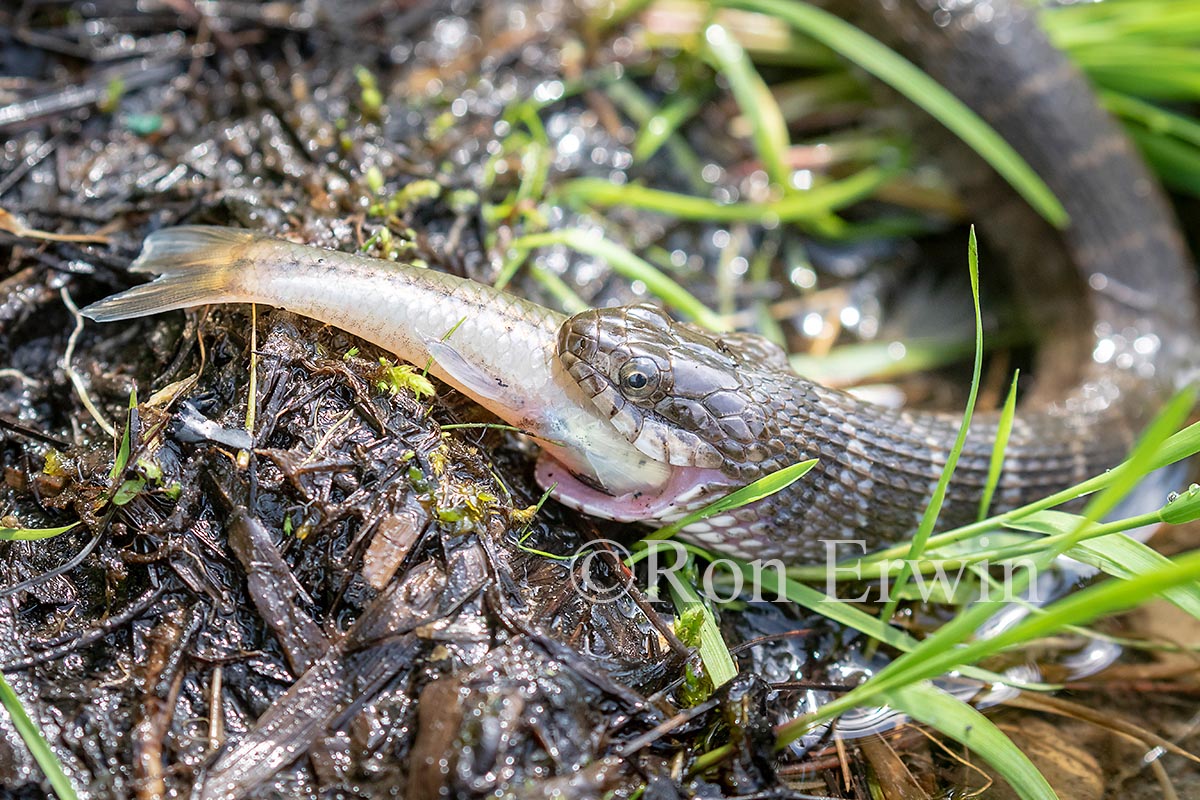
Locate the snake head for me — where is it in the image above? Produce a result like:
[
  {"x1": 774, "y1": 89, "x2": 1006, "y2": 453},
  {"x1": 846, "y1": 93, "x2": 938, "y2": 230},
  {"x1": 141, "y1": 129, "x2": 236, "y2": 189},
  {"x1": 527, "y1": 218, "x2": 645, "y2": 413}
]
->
[{"x1": 557, "y1": 304, "x2": 778, "y2": 474}]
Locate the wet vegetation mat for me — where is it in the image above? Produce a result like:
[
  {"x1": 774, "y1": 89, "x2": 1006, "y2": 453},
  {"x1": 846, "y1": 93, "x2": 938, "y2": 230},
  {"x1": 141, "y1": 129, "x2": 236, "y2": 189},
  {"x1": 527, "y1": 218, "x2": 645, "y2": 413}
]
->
[{"x1": 1, "y1": 1, "x2": 1200, "y2": 798}]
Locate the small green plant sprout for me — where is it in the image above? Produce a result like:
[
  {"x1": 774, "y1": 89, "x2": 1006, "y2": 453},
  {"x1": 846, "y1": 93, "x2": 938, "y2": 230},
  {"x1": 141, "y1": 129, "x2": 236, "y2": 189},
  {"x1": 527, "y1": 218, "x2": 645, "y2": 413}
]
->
[
  {"x1": 98, "y1": 76, "x2": 124, "y2": 114},
  {"x1": 354, "y1": 65, "x2": 385, "y2": 119},
  {"x1": 376, "y1": 358, "x2": 436, "y2": 400},
  {"x1": 107, "y1": 388, "x2": 149, "y2": 507}
]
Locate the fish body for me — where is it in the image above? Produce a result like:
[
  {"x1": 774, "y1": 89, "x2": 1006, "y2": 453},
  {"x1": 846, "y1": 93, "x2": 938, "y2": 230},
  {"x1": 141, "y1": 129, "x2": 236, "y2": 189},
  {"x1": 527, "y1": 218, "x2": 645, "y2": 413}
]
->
[{"x1": 83, "y1": 227, "x2": 672, "y2": 497}]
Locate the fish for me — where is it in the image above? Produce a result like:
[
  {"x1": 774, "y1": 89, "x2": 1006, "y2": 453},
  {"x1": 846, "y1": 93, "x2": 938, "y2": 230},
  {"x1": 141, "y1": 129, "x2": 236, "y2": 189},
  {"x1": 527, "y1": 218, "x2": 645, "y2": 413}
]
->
[{"x1": 82, "y1": 226, "x2": 676, "y2": 501}]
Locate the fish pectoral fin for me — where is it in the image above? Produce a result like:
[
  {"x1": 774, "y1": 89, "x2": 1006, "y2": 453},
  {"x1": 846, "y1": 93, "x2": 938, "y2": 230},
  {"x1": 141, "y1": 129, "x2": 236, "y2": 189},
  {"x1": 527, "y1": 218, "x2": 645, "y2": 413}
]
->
[{"x1": 423, "y1": 337, "x2": 510, "y2": 405}]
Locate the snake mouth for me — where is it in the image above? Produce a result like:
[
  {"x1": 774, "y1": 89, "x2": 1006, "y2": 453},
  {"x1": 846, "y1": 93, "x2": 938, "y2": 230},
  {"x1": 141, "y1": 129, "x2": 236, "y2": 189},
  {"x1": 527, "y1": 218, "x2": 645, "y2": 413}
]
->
[{"x1": 535, "y1": 452, "x2": 733, "y2": 523}]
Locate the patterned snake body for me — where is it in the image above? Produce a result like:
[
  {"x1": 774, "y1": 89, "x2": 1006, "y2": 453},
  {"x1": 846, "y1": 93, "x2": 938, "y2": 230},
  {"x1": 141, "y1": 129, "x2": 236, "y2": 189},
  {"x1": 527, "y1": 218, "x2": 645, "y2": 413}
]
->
[{"x1": 541, "y1": 0, "x2": 1200, "y2": 562}]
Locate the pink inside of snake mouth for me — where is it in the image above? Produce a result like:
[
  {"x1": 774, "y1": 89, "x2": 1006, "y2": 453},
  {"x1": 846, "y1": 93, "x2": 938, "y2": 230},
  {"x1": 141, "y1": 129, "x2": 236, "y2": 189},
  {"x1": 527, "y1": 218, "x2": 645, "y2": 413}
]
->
[{"x1": 535, "y1": 454, "x2": 731, "y2": 523}]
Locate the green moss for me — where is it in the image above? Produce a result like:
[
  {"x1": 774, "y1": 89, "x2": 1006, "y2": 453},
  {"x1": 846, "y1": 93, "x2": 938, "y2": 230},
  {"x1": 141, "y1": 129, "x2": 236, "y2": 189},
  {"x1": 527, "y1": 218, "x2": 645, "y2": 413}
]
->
[{"x1": 376, "y1": 359, "x2": 436, "y2": 400}]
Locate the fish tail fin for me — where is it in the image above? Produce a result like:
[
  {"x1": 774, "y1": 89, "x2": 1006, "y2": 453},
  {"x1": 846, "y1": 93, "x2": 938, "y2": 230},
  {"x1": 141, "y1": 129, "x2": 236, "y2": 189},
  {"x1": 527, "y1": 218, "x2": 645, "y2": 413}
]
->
[{"x1": 82, "y1": 226, "x2": 261, "y2": 322}]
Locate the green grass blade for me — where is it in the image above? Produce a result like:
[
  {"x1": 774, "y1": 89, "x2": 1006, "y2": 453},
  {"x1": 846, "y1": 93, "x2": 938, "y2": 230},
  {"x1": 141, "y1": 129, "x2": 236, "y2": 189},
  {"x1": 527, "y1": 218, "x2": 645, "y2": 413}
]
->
[
  {"x1": 0, "y1": 675, "x2": 78, "y2": 800},
  {"x1": 1067, "y1": 45, "x2": 1200, "y2": 100},
  {"x1": 632, "y1": 93, "x2": 706, "y2": 164},
  {"x1": 787, "y1": 334, "x2": 987, "y2": 385},
  {"x1": 1071, "y1": 533, "x2": 1200, "y2": 620},
  {"x1": 527, "y1": 264, "x2": 590, "y2": 314},
  {"x1": 606, "y1": 79, "x2": 707, "y2": 191},
  {"x1": 670, "y1": 575, "x2": 739, "y2": 690},
  {"x1": 1042, "y1": 0, "x2": 1200, "y2": 49},
  {"x1": 727, "y1": 559, "x2": 1057, "y2": 691},
  {"x1": 1006, "y1": 508, "x2": 1200, "y2": 619},
  {"x1": 878, "y1": 228, "x2": 983, "y2": 623},
  {"x1": 558, "y1": 165, "x2": 893, "y2": 224},
  {"x1": 109, "y1": 387, "x2": 138, "y2": 480},
  {"x1": 1125, "y1": 125, "x2": 1200, "y2": 197},
  {"x1": 780, "y1": 547, "x2": 1200, "y2": 744},
  {"x1": 778, "y1": 393, "x2": 1198, "y2": 746},
  {"x1": 0, "y1": 522, "x2": 80, "y2": 541},
  {"x1": 979, "y1": 370, "x2": 1020, "y2": 521},
  {"x1": 882, "y1": 682, "x2": 1056, "y2": 800},
  {"x1": 512, "y1": 229, "x2": 726, "y2": 330},
  {"x1": 643, "y1": 458, "x2": 818, "y2": 541},
  {"x1": 1045, "y1": 386, "x2": 1196, "y2": 561},
  {"x1": 838, "y1": 414, "x2": 1200, "y2": 569},
  {"x1": 716, "y1": 0, "x2": 1068, "y2": 227},
  {"x1": 703, "y1": 23, "x2": 793, "y2": 187},
  {"x1": 982, "y1": 548, "x2": 1200, "y2": 654},
  {"x1": 1100, "y1": 90, "x2": 1200, "y2": 147}
]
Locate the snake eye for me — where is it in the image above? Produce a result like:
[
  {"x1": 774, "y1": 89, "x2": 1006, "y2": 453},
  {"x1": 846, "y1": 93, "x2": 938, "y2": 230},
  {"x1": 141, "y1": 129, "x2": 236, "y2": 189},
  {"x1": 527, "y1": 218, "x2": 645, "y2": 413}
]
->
[{"x1": 618, "y1": 357, "x2": 660, "y2": 398}]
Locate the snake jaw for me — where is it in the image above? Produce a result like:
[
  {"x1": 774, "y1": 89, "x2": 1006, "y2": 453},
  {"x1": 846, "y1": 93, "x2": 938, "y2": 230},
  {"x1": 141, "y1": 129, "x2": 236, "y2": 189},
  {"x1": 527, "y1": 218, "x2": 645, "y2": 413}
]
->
[
  {"x1": 575, "y1": 370, "x2": 726, "y2": 470},
  {"x1": 558, "y1": 311, "x2": 727, "y2": 470},
  {"x1": 535, "y1": 452, "x2": 733, "y2": 523}
]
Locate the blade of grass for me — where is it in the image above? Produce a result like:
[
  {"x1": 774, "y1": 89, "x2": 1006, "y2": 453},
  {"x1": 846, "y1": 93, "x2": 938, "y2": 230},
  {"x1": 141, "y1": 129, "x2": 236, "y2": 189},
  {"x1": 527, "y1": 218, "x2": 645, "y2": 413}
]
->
[
  {"x1": 816, "y1": 414, "x2": 1200, "y2": 571},
  {"x1": 527, "y1": 264, "x2": 590, "y2": 314},
  {"x1": 780, "y1": 546, "x2": 1200, "y2": 746},
  {"x1": 633, "y1": 93, "x2": 705, "y2": 164},
  {"x1": 772, "y1": 73, "x2": 869, "y2": 124},
  {"x1": 511, "y1": 228, "x2": 727, "y2": 330},
  {"x1": 669, "y1": 567, "x2": 739, "y2": 690},
  {"x1": 1125, "y1": 124, "x2": 1200, "y2": 197},
  {"x1": 1005, "y1": 506, "x2": 1200, "y2": 619},
  {"x1": 686, "y1": 548, "x2": 1060, "y2": 777},
  {"x1": 1067, "y1": 45, "x2": 1200, "y2": 101},
  {"x1": 606, "y1": 79, "x2": 707, "y2": 191},
  {"x1": 558, "y1": 165, "x2": 893, "y2": 224},
  {"x1": 716, "y1": 554, "x2": 1058, "y2": 690},
  {"x1": 883, "y1": 682, "x2": 1056, "y2": 800},
  {"x1": 979, "y1": 370, "x2": 1020, "y2": 521},
  {"x1": 716, "y1": 0, "x2": 1068, "y2": 227},
  {"x1": 789, "y1": 500, "x2": 1169, "y2": 584},
  {"x1": 1042, "y1": 0, "x2": 1200, "y2": 49},
  {"x1": 0, "y1": 675, "x2": 78, "y2": 800},
  {"x1": 1100, "y1": 90, "x2": 1200, "y2": 147},
  {"x1": 876, "y1": 227, "x2": 984, "y2": 627},
  {"x1": 1042, "y1": 386, "x2": 1196, "y2": 561},
  {"x1": 703, "y1": 23, "x2": 792, "y2": 187},
  {"x1": 1071, "y1": 534, "x2": 1200, "y2": 619},
  {"x1": 109, "y1": 387, "x2": 138, "y2": 480},
  {"x1": 0, "y1": 522, "x2": 80, "y2": 541},
  {"x1": 787, "y1": 334, "x2": 995, "y2": 386},
  {"x1": 643, "y1": 458, "x2": 818, "y2": 541},
  {"x1": 777, "y1": 391, "x2": 1197, "y2": 746}
]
